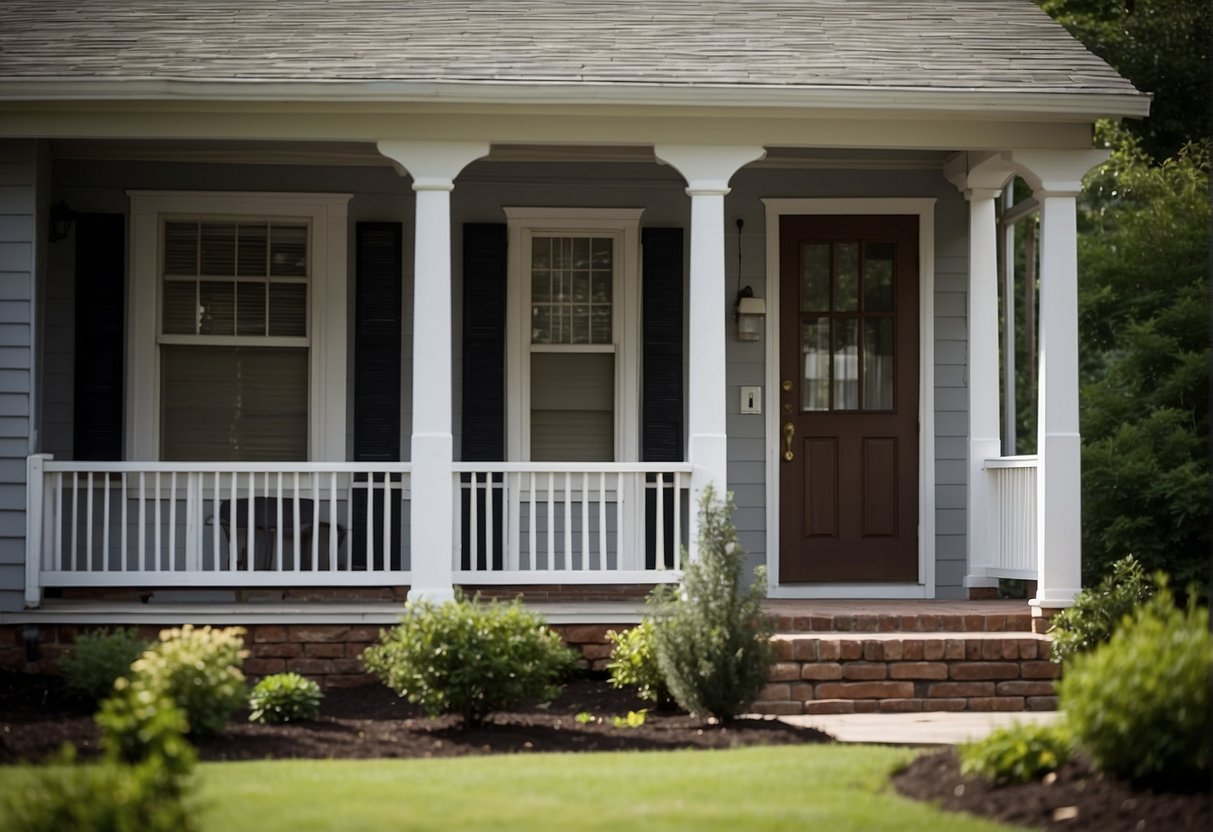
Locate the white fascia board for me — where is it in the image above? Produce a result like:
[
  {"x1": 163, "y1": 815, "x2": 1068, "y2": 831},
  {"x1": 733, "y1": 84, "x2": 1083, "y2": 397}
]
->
[{"x1": 0, "y1": 78, "x2": 1152, "y2": 119}]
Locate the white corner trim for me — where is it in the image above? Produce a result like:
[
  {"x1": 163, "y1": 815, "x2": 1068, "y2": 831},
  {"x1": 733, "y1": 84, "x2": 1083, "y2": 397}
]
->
[
  {"x1": 760, "y1": 197, "x2": 937, "y2": 598},
  {"x1": 125, "y1": 190, "x2": 352, "y2": 461}
]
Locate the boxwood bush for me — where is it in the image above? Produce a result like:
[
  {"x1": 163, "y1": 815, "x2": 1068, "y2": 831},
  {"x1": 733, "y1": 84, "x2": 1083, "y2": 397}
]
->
[
  {"x1": 248, "y1": 672, "x2": 323, "y2": 724},
  {"x1": 363, "y1": 595, "x2": 578, "y2": 727},
  {"x1": 1059, "y1": 581, "x2": 1211, "y2": 787}
]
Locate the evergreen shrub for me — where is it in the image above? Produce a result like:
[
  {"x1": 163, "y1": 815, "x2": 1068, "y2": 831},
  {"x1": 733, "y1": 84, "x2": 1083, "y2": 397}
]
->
[
  {"x1": 1049, "y1": 555, "x2": 1155, "y2": 663},
  {"x1": 248, "y1": 672, "x2": 323, "y2": 724},
  {"x1": 60, "y1": 627, "x2": 150, "y2": 702}
]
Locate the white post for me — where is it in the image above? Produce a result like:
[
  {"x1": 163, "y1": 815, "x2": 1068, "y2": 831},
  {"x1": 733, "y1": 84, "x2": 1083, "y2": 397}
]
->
[
  {"x1": 1011, "y1": 149, "x2": 1107, "y2": 610},
  {"x1": 945, "y1": 153, "x2": 1015, "y2": 596},
  {"x1": 653, "y1": 145, "x2": 765, "y2": 556},
  {"x1": 24, "y1": 454, "x2": 51, "y2": 608},
  {"x1": 376, "y1": 141, "x2": 489, "y2": 603}
]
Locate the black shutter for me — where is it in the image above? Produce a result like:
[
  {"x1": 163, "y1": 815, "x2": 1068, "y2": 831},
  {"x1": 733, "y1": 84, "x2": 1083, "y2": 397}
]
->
[
  {"x1": 460, "y1": 224, "x2": 507, "y2": 570},
  {"x1": 73, "y1": 214, "x2": 125, "y2": 461},
  {"x1": 641, "y1": 227, "x2": 685, "y2": 568},
  {"x1": 352, "y1": 222, "x2": 403, "y2": 570}
]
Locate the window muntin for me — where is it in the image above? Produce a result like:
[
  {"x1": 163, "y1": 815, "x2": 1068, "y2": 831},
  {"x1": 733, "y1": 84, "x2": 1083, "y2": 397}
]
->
[{"x1": 529, "y1": 236, "x2": 613, "y2": 345}]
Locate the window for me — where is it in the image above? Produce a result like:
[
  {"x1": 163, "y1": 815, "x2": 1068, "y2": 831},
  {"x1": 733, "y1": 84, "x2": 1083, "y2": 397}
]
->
[
  {"x1": 127, "y1": 192, "x2": 350, "y2": 462},
  {"x1": 504, "y1": 208, "x2": 643, "y2": 462}
]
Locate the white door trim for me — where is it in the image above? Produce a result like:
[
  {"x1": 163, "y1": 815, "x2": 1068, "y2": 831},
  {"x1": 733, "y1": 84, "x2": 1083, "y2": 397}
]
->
[{"x1": 761, "y1": 197, "x2": 937, "y2": 599}]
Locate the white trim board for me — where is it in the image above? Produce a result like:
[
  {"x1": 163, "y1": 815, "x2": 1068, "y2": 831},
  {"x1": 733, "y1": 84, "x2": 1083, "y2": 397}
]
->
[{"x1": 761, "y1": 198, "x2": 937, "y2": 599}]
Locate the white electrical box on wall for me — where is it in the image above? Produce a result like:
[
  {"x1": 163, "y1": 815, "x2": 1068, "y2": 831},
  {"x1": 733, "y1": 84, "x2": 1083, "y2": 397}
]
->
[{"x1": 740, "y1": 386, "x2": 762, "y2": 414}]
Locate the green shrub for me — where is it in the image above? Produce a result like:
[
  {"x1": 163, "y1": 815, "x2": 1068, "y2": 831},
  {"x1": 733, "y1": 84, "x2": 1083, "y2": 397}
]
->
[
  {"x1": 649, "y1": 486, "x2": 773, "y2": 721},
  {"x1": 248, "y1": 672, "x2": 323, "y2": 724},
  {"x1": 2, "y1": 750, "x2": 197, "y2": 832},
  {"x1": 363, "y1": 595, "x2": 578, "y2": 727},
  {"x1": 1059, "y1": 582, "x2": 1211, "y2": 787},
  {"x1": 126, "y1": 624, "x2": 248, "y2": 737},
  {"x1": 60, "y1": 628, "x2": 151, "y2": 702},
  {"x1": 959, "y1": 722, "x2": 1074, "y2": 785},
  {"x1": 605, "y1": 621, "x2": 672, "y2": 707},
  {"x1": 96, "y1": 684, "x2": 196, "y2": 774},
  {"x1": 1050, "y1": 555, "x2": 1155, "y2": 663}
]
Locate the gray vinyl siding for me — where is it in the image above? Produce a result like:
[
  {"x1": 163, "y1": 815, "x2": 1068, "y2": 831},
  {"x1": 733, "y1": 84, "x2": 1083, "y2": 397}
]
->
[
  {"x1": 40, "y1": 150, "x2": 972, "y2": 596},
  {"x1": 0, "y1": 140, "x2": 41, "y2": 611}
]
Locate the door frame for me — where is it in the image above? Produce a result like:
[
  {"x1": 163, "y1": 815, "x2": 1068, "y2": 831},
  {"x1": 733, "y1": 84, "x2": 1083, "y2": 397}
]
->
[{"x1": 761, "y1": 198, "x2": 937, "y2": 599}]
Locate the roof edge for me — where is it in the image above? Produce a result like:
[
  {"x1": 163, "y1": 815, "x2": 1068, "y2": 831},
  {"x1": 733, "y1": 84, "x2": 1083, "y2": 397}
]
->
[{"x1": 0, "y1": 78, "x2": 1152, "y2": 119}]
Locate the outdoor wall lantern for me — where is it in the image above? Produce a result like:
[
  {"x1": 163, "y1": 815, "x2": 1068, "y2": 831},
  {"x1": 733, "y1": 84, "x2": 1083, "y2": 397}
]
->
[
  {"x1": 733, "y1": 218, "x2": 765, "y2": 341},
  {"x1": 48, "y1": 200, "x2": 77, "y2": 243}
]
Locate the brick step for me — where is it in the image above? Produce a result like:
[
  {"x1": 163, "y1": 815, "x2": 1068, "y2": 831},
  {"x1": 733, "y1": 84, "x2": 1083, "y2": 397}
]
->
[{"x1": 753, "y1": 632, "x2": 1059, "y2": 714}]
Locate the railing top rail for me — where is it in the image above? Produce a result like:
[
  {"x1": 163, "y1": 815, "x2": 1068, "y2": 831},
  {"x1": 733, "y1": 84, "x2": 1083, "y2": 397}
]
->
[
  {"x1": 984, "y1": 455, "x2": 1040, "y2": 469},
  {"x1": 452, "y1": 462, "x2": 694, "y2": 474},
  {"x1": 40, "y1": 461, "x2": 414, "y2": 474}
]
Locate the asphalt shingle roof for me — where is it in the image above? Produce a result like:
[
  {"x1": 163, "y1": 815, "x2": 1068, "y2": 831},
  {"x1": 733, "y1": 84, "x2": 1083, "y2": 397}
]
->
[{"x1": 0, "y1": 0, "x2": 1141, "y2": 98}]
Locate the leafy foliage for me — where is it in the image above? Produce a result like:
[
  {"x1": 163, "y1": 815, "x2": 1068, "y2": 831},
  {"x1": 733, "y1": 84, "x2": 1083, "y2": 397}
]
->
[
  {"x1": 1049, "y1": 555, "x2": 1155, "y2": 663},
  {"x1": 959, "y1": 722, "x2": 1074, "y2": 785},
  {"x1": 59, "y1": 627, "x2": 151, "y2": 703},
  {"x1": 248, "y1": 672, "x2": 323, "y2": 724},
  {"x1": 649, "y1": 486, "x2": 773, "y2": 721},
  {"x1": 95, "y1": 685, "x2": 196, "y2": 774},
  {"x1": 1059, "y1": 581, "x2": 1212, "y2": 787},
  {"x1": 120, "y1": 624, "x2": 249, "y2": 738},
  {"x1": 1037, "y1": 0, "x2": 1210, "y2": 162},
  {"x1": 1075, "y1": 134, "x2": 1210, "y2": 587},
  {"x1": 363, "y1": 595, "x2": 578, "y2": 727},
  {"x1": 605, "y1": 620, "x2": 672, "y2": 707}
]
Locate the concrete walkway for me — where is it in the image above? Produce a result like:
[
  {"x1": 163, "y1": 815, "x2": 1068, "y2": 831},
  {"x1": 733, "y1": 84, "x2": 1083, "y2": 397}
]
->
[{"x1": 777, "y1": 710, "x2": 1062, "y2": 746}]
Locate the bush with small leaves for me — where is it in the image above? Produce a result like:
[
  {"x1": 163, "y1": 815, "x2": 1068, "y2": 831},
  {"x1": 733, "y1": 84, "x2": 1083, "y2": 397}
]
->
[
  {"x1": 96, "y1": 683, "x2": 196, "y2": 774},
  {"x1": 248, "y1": 672, "x2": 323, "y2": 724},
  {"x1": 1049, "y1": 555, "x2": 1155, "y2": 663},
  {"x1": 127, "y1": 624, "x2": 249, "y2": 737},
  {"x1": 959, "y1": 722, "x2": 1074, "y2": 785},
  {"x1": 605, "y1": 620, "x2": 672, "y2": 707},
  {"x1": 648, "y1": 486, "x2": 773, "y2": 721},
  {"x1": 59, "y1": 627, "x2": 151, "y2": 703},
  {"x1": 363, "y1": 594, "x2": 578, "y2": 727},
  {"x1": 1059, "y1": 581, "x2": 1211, "y2": 787}
]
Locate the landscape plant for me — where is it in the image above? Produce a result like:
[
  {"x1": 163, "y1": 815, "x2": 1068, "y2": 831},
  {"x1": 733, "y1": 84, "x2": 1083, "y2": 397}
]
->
[
  {"x1": 648, "y1": 486, "x2": 773, "y2": 721},
  {"x1": 1048, "y1": 554, "x2": 1154, "y2": 663},
  {"x1": 958, "y1": 722, "x2": 1074, "y2": 785},
  {"x1": 363, "y1": 594, "x2": 578, "y2": 727},
  {"x1": 248, "y1": 672, "x2": 324, "y2": 724},
  {"x1": 1059, "y1": 580, "x2": 1211, "y2": 787},
  {"x1": 59, "y1": 627, "x2": 151, "y2": 702},
  {"x1": 605, "y1": 620, "x2": 672, "y2": 707}
]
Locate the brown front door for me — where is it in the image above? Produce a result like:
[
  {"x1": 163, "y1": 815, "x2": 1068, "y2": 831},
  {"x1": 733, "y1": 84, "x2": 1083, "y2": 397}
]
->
[{"x1": 778, "y1": 215, "x2": 919, "y2": 582}]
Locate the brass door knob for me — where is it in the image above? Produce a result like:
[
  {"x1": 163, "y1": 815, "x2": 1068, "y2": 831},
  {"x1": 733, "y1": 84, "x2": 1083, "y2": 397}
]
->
[{"x1": 782, "y1": 421, "x2": 795, "y2": 461}]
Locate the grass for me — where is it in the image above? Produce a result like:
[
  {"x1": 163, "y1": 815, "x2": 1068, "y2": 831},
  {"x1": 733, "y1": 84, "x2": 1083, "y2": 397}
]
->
[{"x1": 1, "y1": 746, "x2": 1024, "y2": 832}]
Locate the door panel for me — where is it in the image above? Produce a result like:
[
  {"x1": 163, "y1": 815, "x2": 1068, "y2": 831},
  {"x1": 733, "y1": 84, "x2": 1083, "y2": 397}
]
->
[{"x1": 779, "y1": 215, "x2": 919, "y2": 583}]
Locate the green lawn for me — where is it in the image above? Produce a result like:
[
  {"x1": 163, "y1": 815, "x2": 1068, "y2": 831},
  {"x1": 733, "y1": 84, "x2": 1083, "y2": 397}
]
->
[{"x1": 2, "y1": 745, "x2": 1025, "y2": 832}]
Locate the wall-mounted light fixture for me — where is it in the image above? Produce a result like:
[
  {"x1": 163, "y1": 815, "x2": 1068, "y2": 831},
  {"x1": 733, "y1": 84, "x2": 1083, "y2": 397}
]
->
[
  {"x1": 48, "y1": 200, "x2": 77, "y2": 243},
  {"x1": 733, "y1": 218, "x2": 765, "y2": 341}
]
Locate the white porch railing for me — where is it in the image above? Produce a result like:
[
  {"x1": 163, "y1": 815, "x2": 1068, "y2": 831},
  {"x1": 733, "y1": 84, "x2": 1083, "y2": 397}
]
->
[
  {"x1": 983, "y1": 455, "x2": 1038, "y2": 580},
  {"x1": 25, "y1": 455, "x2": 411, "y2": 606},
  {"x1": 453, "y1": 463, "x2": 692, "y2": 584}
]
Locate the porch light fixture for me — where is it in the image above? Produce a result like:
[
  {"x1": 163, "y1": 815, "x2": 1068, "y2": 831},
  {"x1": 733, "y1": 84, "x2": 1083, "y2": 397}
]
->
[
  {"x1": 48, "y1": 200, "x2": 76, "y2": 243},
  {"x1": 733, "y1": 218, "x2": 765, "y2": 341}
]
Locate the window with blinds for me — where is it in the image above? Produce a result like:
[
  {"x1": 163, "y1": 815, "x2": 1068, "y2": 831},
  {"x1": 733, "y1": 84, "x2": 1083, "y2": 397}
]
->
[{"x1": 159, "y1": 219, "x2": 310, "y2": 460}]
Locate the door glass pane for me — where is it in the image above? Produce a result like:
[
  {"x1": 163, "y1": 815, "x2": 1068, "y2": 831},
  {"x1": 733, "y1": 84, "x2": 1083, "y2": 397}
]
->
[
  {"x1": 835, "y1": 243, "x2": 859, "y2": 311},
  {"x1": 800, "y1": 243, "x2": 830, "y2": 312},
  {"x1": 833, "y1": 317, "x2": 859, "y2": 410},
  {"x1": 863, "y1": 242, "x2": 895, "y2": 312},
  {"x1": 801, "y1": 317, "x2": 830, "y2": 411},
  {"x1": 863, "y1": 318, "x2": 894, "y2": 410}
]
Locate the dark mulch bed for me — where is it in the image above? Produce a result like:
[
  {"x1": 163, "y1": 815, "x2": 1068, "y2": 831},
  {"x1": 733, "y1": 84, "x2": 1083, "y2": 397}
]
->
[
  {"x1": 0, "y1": 671, "x2": 828, "y2": 763},
  {"x1": 893, "y1": 747, "x2": 1211, "y2": 832},
  {"x1": 5, "y1": 670, "x2": 1207, "y2": 832}
]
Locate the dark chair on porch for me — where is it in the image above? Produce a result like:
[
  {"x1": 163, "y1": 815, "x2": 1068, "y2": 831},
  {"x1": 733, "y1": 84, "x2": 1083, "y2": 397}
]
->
[{"x1": 213, "y1": 497, "x2": 347, "y2": 571}]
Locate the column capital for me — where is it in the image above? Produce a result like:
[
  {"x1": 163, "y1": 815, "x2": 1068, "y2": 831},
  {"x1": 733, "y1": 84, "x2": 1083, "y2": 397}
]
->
[
  {"x1": 1009, "y1": 148, "x2": 1109, "y2": 197},
  {"x1": 943, "y1": 151, "x2": 1016, "y2": 197},
  {"x1": 376, "y1": 140, "x2": 490, "y2": 188},
  {"x1": 654, "y1": 144, "x2": 766, "y2": 194}
]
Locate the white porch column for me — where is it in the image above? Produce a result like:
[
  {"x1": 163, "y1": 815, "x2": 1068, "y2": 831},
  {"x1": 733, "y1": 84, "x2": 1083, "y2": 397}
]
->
[
  {"x1": 945, "y1": 153, "x2": 1016, "y2": 596},
  {"x1": 376, "y1": 141, "x2": 489, "y2": 603},
  {"x1": 1011, "y1": 149, "x2": 1107, "y2": 610},
  {"x1": 653, "y1": 145, "x2": 765, "y2": 554}
]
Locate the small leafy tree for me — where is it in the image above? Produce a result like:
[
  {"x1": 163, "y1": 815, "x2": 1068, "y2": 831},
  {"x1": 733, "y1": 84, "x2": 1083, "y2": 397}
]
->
[{"x1": 649, "y1": 486, "x2": 772, "y2": 721}]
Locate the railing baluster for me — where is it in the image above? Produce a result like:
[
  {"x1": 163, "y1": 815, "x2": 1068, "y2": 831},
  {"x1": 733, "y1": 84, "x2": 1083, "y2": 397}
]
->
[
  {"x1": 167, "y1": 471, "x2": 178, "y2": 570},
  {"x1": 486, "y1": 473, "x2": 495, "y2": 570},
  {"x1": 311, "y1": 470, "x2": 320, "y2": 571},
  {"x1": 120, "y1": 471, "x2": 128, "y2": 572},
  {"x1": 154, "y1": 471, "x2": 163, "y2": 570},
  {"x1": 291, "y1": 471, "x2": 301, "y2": 572},
  {"x1": 546, "y1": 472, "x2": 554, "y2": 571},
  {"x1": 70, "y1": 472, "x2": 79, "y2": 571},
  {"x1": 382, "y1": 473, "x2": 392, "y2": 574},
  {"x1": 211, "y1": 472, "x2": 219, "y2": 572},
  {"x1": 528, "y1": 471, "x2": 537, "y2": 570},
  {"x1": 615, "y1": 471, "x2": 624, "y2": 573},
  {"x1": 364, "y1": 472, "x2": 375, "y2": 571},
  {"x1": 674, "y1": 472, "x2": 683, "y2": 569},
  {"x1": 579, "y1": 473, "x2": 589, "y2": 571},
  {"x1": 85, "y1": 472, "x2": 94, "y2": 570},
  {"x1": 655, "y1": 474, "x2": 666, "y2": 570},
  {"x1": 469, "y1": 472, "x2": 480, "y2": 571},
  {"x1": 563, "y1": 472, "x2": 572, "y2": 572},
  {"x1": 138, "y1": 472, "x2": 146, "y2": 572},
  {"x1": 598, "y1": 472, "x2": 606, "y2": 571},
  {"x1": 328, "y1": 471, "x2": 339, "y2": 572},
  {"x1": 102, "y1": 472, "x2": 110, "y2": 570}
]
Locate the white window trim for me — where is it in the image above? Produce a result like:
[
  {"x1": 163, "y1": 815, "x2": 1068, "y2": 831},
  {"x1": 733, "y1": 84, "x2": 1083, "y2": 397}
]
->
[
  {"x1": 761, "y1": 197, "x2": 937, "y2": 598},
  {"x1": 127, "y1": 191, "x2": 351, "y2": 461},
  {"x1": 503, "y1": 207, "x2": 644, "y2": 462}
]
